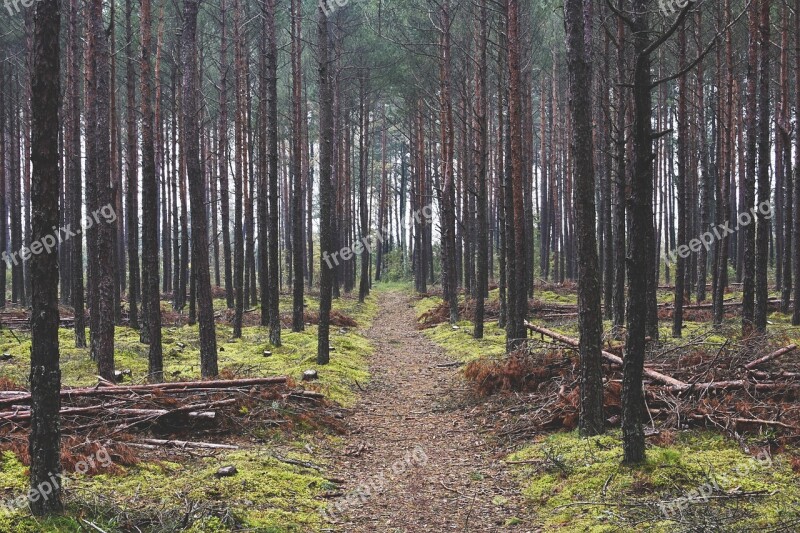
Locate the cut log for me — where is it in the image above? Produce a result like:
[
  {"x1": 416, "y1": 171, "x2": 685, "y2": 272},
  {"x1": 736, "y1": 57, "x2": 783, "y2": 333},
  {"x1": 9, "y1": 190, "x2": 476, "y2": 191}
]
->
[
  {"x1": 744, "y1": 344, "x2": 798, "y2": 370},
  {"x1": 524, "y1": 322, "x2": 688, "y2": 388}
]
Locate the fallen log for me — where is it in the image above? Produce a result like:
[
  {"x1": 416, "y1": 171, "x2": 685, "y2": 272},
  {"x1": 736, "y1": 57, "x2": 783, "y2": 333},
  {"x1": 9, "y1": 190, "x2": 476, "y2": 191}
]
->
[
  {"x1": 141, "y1": 438, "x2": 239, "y2": 450},
  {"x1": 0, "y1": 377, "x2": 289, "y2": 408},
  {"x1": 525, "y1": 322, "x2": 688, "y2": 389},
  {"x1": 744, "y1": 344, "x2": 797, "y2": 370},
  {"x1": 0, "y1": 398, "x2": 236, "y2": 423},
  {"x1": 673, "y1": 380, "x2": 800, "y2": 393}
]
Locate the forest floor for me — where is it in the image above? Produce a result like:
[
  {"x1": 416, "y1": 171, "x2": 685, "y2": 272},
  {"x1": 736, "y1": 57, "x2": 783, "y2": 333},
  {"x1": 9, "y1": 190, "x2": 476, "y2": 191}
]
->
[{"x1": 325, "y1": 290, "x2": 531, "y2": 531}]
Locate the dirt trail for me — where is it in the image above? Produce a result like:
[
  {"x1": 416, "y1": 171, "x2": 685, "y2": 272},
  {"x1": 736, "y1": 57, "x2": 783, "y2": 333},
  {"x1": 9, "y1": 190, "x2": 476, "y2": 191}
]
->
[{"x1": 327, "y1": 290, "x2": 535, "y2": 532}]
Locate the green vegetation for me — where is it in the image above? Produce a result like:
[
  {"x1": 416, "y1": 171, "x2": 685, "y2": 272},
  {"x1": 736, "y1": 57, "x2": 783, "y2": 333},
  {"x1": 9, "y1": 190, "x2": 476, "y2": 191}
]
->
[
  {"x1": 0, "y1": 293, "x2": 379, "y2": 531},
  {"x1": 0, "y1": 446, "x2": 331, "y2": 532},
  {"x1": 509, "y1": 430, "x2": 800, "y2": 532},
  {"x1": 0, "y1": 294, "x2": 377, "y2": 406}
]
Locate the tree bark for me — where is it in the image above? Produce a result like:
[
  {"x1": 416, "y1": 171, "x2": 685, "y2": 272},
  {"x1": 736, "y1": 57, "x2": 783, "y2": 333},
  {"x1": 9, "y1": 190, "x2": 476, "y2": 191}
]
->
[
  {"x1": 140, "y1": 0, "x2": 163, "y2": 381},
  {"x1": 29, "y1": 0, "x2": 63, "y2": 513},
  {"x1": 88, "y1": 0, "x2": 115, "y2": 381},
  {"x1": 317, "y1": 2, "x2": 334, "y2": 366},
  {"x1": 753, "y1": 0, "x2": 771, "y2": 333},
  {"x1": 182, "y1": 0, "x2": 219, "y2": 378},
  {"x1": 564, "y1": 0, "x2": 605, "y2": 436}
]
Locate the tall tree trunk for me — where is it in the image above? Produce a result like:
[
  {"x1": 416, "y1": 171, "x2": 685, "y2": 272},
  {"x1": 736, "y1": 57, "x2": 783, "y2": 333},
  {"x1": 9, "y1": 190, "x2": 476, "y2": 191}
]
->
[
  {"x1": 0, "y1": 62, "x2": 5, "y2": 310},
  {"x1": 673, "y1": 26, "x2": 687, "y2": 338},
  {"x1": 565, "y1": 0, "x2": 604, "y2": 435},
  {"x1": 182, "y1": 0, "x2": 219, "y2": 377},
  {"x1": 265, "y1": 0, "x2": 281, "y2": 346},
  {"x1": 291, "y1": 0, "x2": 305, "y2": 330},
  {"x1": 317, "y1": 2, "x2": 333, "y2": 365},
  {"x1": 753, "y1": 0, "x2": 771, "y2": 333},
  {"x1": 439, "y1": 0, "x2": 458, "y2": 325},
  {"x1": 621, "y1": 0, "x2": 686, "y2": 464},
  {"x1": 140, "y1": 0, "x2": 163, "y2": 381},
  {"x1": 507, "y1": 0, "x2": 527, "y2": 349},
  {"x1": 793, "y1": 0, "x2": 800, "y2": 327},
  {"x1": 219, "y1": 0, "x2": 233, "y2": 309},
  {"x1": 232, "y1": 0, "x2": 246, "y2": 338},
  {"x1": 88, "y1": 0, "x2": 115, "y2": 381},
  {"x1": 29, "y1": 0, "x2": 62, "y2": 513},
  {"x1": 358, "y1": 75, "x2": 370, "y2": 303},
  {"x1": 742, "y1": 0, "x2": 759, "y2": 335},
  {"x1": 473, "y1": 0, "x2": 489, "y2": 339},
  {"x1": 125, "y1": 0, "x2": 140, "y2": 331},
  {"x1": 779, "y1": 6, "x2": 792, "y2": 313}
]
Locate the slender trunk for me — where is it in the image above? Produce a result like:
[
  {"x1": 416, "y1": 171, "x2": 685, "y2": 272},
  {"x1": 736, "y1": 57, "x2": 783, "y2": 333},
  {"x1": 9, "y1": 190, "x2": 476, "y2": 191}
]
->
[
  {"x1": 507, "y1": 0, "x2": 527, "y2": 348},
  {"x1": 266, "y1": 0, "x2": 281, "y2": 346},
  {"x1": 182, "y1": 0, "x2": 219, "y2": 377},
  {"x1": 140, "y1": 0, "x2": 163, "y2": 381},
  {"x1": 753, "y1": 0, "x2": 771, "y2": 333},
  {"x1": 291, "y1": 0, "x2": 305, "y2": 330},
  {"x1": 29, "y1": 0, "x2": 63, "y2": 513},
  {"x1": 88, "y1": 0, "x2": 115, "y2": 381},
  {"x1": 564, "y1": 0, "x2": 604, "y2": 435},
  {"x1": 125, "y1": 0, "x2": 139, "y2": 330},
  {"x1": 317, "y1": 3, "x2": 333, "y2": 365},
  {"x1": 742, "y1": 1, "x2": 759, "y2": 335}
]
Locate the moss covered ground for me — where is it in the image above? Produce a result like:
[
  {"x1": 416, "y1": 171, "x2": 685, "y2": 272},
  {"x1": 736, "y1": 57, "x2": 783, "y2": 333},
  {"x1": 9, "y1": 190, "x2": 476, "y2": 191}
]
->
[
  {"x1": 413, "y1": 291, "x2": 800, "y2": 532},
  {"x1": 507, "y1": 430, "x2": 800, "y2": 532},
  {"x1": 0, "y1": 292, "x2": 379, "y2": 532}
]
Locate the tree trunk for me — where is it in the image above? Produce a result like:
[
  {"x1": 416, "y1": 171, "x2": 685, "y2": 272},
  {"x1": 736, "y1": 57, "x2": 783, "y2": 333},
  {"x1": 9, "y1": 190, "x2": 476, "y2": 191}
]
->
[
  {"x1": 507, "y1": 0, "x2": 527, "y2": 349},
  {"x1": 125, "y1": 0, "x2": 139, "y2": 331},
  {"x1": 742, "y1": 0, "x2": 759, "y2": 335},
  {"x1": 88, "y1": 0, "x2": 115, "y2": 381},
  {"x1": 265, "y1": 0, "x2": 281, "y2": 346},
  {"x1": 673, "y1": 26, "x2": 687, "y2": 338},
  {"x1": 753, "y1": 0, "x2": 771, "y2": 333},
  {"x1": 473, "y1": 0, "x2": 489, "y2": 339},
  {"x1": 291, "y1": 0, "x2": 305, "y2": 331},
  {"x1": 182, "y1": 0, "x2": 219, "y2": 377},
  {"x1": 317, "y1": 3, "x2": 334, "y2": 366},
  {"x1": 219, "y1": 0, "x2": 234, "y2": 309},
  {"x1": 29, "y1": 0, "x2": 63, "y2": 513},
  {"x1": 564, "y1": 0, "x2": 604, "y2": 436},
  {"x1": 232, "y1": 0, "x2": 246, "y2": 339},
  {"x1": 140, "y1": 0, "x2": 163, "y2": 382}
]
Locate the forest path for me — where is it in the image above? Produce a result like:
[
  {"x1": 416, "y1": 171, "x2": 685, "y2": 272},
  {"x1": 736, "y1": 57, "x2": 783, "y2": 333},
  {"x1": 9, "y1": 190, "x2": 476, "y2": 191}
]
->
[{"x1": 326, "y1": 290, "x2": 534, "y2": 532}]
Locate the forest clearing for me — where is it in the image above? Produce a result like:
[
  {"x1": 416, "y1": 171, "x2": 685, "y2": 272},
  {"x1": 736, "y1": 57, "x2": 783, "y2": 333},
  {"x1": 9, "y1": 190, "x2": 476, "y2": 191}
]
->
[{"x1": 3, "y1": 0, "x2": 800, "y2": 530}]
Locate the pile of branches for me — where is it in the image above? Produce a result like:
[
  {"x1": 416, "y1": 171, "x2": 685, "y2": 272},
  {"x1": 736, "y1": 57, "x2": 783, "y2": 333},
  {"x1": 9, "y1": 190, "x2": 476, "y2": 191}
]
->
[
  {"x1": 417, "y1": 298, "x2": 501, "y2": 329},
  {"x1": 0, "y1": 308, "x2": 77, "y2": 331},
  {"x1": 0, "y1": 377, "x2": 336, "y2": 454},
  {"x1": 467, "y1": 323, "x2": 800, "y2": 444}
]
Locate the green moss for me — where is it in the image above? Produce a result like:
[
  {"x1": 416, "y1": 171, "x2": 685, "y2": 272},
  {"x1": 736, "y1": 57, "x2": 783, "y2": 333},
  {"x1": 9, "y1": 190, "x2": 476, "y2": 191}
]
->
[
  {"x1": 412, "y1": 295, "x2": 443, "y2": 318},
  {"x1": 0, "y1": 293, "x2": 378, "y2": 407},
  {"x1": 510, "y1": 430, "x2": 800, "y2": 532},
  {"x1": 0, "y1": 447, "x2": 332, "y2": 532},
  {"x1": 421, "y1": 321, "x2": 506, "y2": 362},
  {"x1": 536, "y1": 291, "x2": 578, "y2": 305}
]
